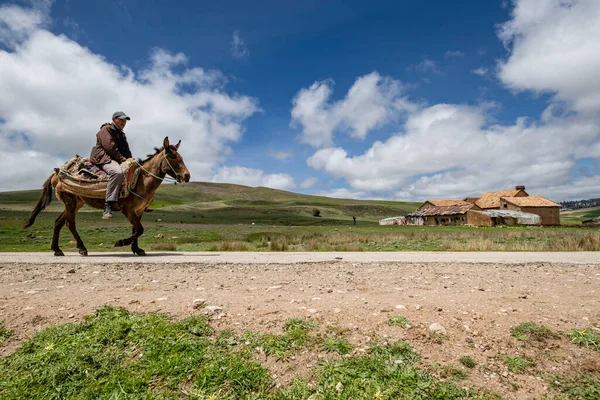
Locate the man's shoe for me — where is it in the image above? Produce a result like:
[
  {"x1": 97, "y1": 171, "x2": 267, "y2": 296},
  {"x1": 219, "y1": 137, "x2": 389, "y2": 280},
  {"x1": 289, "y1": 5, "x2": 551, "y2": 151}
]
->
[{"x1": 102, "y1": 203, "x2": 113, "y2": 220}]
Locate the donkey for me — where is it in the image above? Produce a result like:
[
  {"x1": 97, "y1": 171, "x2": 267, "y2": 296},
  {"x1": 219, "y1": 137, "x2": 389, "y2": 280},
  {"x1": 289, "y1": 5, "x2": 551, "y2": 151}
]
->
[{"x1": 24, "y1": 137, "x2": 190, "y2": 256}]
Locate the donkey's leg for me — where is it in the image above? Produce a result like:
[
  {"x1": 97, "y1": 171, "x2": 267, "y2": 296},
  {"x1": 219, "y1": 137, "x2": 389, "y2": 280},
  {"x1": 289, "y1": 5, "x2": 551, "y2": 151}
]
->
[
  {"x1": 114, "y1": 204, "x2": 146, "y2": 255},
  {"x1": 114, "y1": 204, "x2": 134, "y2": 247},
  {"x1": 114, "y1": 224, "x2": 133, "y2": 247},
  {"x1": 114, "y1": 237, "x2": 132, "y2": 247},
  {"x1": 131, "y1": 219, "x2": 145, "y2": 256},
  {"x1": 65, "y1": 198, "x2": 88, "y2": 256},
  {"x1": 51, "y1": 211, "x2": 67, "y2": 256}
]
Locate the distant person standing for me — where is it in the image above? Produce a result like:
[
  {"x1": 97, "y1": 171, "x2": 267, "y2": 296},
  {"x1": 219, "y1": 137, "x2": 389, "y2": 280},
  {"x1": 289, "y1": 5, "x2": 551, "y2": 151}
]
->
[
  {"x1": 89, "y1": 111, "x2": 133, "y2": 220},
  {"x1": 353, "y1": 216, "x2": 357, "y2": 225}
]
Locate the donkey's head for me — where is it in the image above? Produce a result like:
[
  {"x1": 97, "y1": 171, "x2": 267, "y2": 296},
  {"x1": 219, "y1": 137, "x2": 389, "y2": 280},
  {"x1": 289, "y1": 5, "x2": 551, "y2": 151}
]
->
[{"x1": 162, "y1": 137, "x2": 190, "y2": 183}]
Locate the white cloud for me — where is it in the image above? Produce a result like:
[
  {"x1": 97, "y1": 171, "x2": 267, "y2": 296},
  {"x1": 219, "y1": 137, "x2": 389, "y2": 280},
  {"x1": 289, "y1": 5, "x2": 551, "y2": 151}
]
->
[
  {"x1": 471, "y1": 67, "x2": 488, "y2": 76},
  {"x1": 314, "y1": 187, "x2": 366, "y2": 200},
  {"x1": 231, "y1": 30, "x2": 249, "y2": 60},
  {"x1": 497, "y1": 0, "x2": 600, "y2": 114},
  {"x1": 0, "y1": 2, "x2": 47, "y2": 47},
  {"x1": 299, "y1": 177, "x2": 319, "y2": 189},
  {"x1": 269, "y1": 150, "x2": 291, "y2": 160},
  {"x1": 307, "y1": 103, "x2": 600, "y2": 201},
  {"x1": 412, "y1": 58, "x2": 440, "y2": 74},
  {"x1": 445, "y1": 50, "x2": 465, "y2": 58},
  {"x1": 0, "y1": 3, "x2": 260, "y2": 191},
  {"x1": 212, "y1": 166, "x2": 296, "y2": 190},
  {"x1": 301, "y1": 0, "x2": 600, "y2": 202},
  {"x1": 291, "y1": 72, "x2": 417, "y2": 148}
]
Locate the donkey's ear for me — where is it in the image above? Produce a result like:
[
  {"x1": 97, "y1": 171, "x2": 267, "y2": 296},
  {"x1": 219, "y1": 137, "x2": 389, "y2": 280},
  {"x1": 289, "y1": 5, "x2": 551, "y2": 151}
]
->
[
  {"x1": 163, "y1": 137, "x2": 170, "y2": 152},
  {"x1": 175, "y1": 140, "x2": 181, "y2": 150}
]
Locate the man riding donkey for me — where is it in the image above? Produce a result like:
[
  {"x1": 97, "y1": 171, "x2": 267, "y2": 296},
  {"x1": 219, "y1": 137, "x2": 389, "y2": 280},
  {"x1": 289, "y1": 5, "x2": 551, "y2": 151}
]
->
[
  {"x1": 90, "y1": 111, "x2": 133, "y2": 219},
  {"x1": 24, "y1": 110, "x2": 190, "y2": 256}
]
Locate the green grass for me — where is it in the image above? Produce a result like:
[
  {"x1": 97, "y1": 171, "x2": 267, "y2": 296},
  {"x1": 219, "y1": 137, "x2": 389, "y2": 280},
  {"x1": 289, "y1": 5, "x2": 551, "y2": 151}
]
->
[
  {"x1": 510, "y1": 322, "x2": 557, "y2": 341},
  {"x1": 459, "y1": 356, "x2": 476, "y2": 369},
  {"x1": 387, "y1": 315, "x2": 410, "y2": 328},
  {"x1": 321, "y1": 337, "x2": 352, "y2": 355},
  {"x1": 0, "y1": 307, "x2": 499, "y2": 399},
  {"x1": 312, "y1": 340, "x2": 472, "y2": 399},
  {"x1": 563, "y1": 328, "x2": 600, "y2": 351},
  {"x1": 241, "y1": 317, "x2": 317, "y2": 361},
  {"x1": 3, "y1": 182, "x2": 600, "y2": 252},
  {"x1": 560, "y1": 206, "x2": 600, "y2": 225},
  {"x1": 548, "y1": 374, "x2": 600, "y2": 399},
  {"x1": 0, "y1": 321, "x2": 12, "y2": 345},
  {"x1": 503, "y1": 355, "x2": 533, "y2": 373},
  {"x1": 434, "y1": 363, "x2": 469, "y2": 380}
]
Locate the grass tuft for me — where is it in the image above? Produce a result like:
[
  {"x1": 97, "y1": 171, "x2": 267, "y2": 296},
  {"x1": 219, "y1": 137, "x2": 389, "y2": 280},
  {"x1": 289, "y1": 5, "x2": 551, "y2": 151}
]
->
[
  {"x1": 503, "y1": 355, "x2": 533, "y2": 373},
  {"x1": 151, "y1": 242, "x2": 177, "y2": 251},
  {"x1": 563, "y1": 328, "x2": 600, "y2": 351},
  {"x1": 548, "y1": 373, "x2": 600, "y2": 398},
  {"x1": 459, "y1": 356, "x2": 476, "y2": 369},
  {"x1": 387, "y1": 315, "x2": 410, "y2": 328},
  {"x1": 322, "y1": 337, "x2": 352, "y2": 355},
  {"x1": 510, "y1": 322, "x2": 557, "y2": 341},
  {"x1": 314, "y1": 340, "x2": 469, "y2": 399},
  {"x1": 283, "y1": 317, "x2": 317, "y2": 333},
  {"x1": 242, "y1": 318, "x2": 318, "y2": 361},
  {"x1": 429, "y1": 332, "x2": 448, "y2": 344},
  {"x1": 434, "y1": 364, "x2": 469, "y2": 380},
  {"x1": 0, "y1": 321, "x2": 13, "y2": 345}
]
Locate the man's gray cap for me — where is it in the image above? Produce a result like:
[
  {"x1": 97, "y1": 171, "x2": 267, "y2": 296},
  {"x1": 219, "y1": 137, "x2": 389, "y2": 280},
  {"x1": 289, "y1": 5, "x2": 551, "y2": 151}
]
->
[{"x1": 112, "y1": 111, "x2": 131, "y2": 120}]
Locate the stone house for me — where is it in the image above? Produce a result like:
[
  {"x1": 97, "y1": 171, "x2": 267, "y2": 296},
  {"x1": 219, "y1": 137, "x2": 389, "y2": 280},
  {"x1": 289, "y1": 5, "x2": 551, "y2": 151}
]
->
[
  {"x1": 413, "y1": 185, "x2": 560, "y2": 226},
  {"x1": 499, "y1": 196, "x2": 560, "y2": 225}
]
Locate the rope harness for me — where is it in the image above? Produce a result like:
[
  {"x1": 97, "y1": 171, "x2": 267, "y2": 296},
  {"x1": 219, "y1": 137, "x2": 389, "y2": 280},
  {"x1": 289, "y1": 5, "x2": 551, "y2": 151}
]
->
[{"x1": 128, "y1": 153, "x2": 180, "y2": 203}]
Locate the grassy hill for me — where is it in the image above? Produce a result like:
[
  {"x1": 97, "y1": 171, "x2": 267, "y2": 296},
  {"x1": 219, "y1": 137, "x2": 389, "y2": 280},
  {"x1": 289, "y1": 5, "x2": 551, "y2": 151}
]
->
[
  {"x1": 0, "y1": 181, "x2": 420, "y2": 224},
  {"x1": 4, "y1": 182, "x2": 600, "y2": 253},
  {"x1": 136, "y1": 182, "x2": 421, "y2": 225},
  {"x1": 4, "y1": 183, "x2": 597, "y2": 226},
  {"x1": 559, "y1": 206, "x2": 600, "y2": 225}
]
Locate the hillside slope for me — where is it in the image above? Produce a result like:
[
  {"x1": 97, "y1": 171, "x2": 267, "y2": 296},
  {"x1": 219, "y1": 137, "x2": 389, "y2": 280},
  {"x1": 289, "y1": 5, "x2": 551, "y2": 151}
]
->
[{"x1": 0, "y1": 182, "x2": 420, "y2": 222}]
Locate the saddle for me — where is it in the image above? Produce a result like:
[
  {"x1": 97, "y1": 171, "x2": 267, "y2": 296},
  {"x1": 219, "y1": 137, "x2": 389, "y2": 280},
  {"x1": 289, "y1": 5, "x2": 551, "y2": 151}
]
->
[{"x1": 56, "y1": 155, "x2": 141, "y2": 199}]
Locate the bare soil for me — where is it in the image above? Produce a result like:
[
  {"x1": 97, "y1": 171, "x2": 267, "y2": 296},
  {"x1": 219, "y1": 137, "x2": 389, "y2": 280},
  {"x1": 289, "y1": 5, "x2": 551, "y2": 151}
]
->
[{"x1": 1, "y1": 258, "x2": 599, "y2": 399}]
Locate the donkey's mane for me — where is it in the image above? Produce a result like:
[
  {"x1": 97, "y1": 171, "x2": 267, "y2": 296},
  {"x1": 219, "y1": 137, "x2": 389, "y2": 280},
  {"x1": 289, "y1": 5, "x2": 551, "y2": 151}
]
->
[{"x1": 141, "y1": 145, "x2": 178, "y2": 164}]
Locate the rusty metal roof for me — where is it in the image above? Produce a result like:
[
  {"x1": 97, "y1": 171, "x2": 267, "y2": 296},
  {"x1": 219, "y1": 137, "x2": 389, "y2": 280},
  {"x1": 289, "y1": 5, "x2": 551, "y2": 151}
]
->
[{"x1": 422, "y1": 199, "x2": 471, "y2": 207}]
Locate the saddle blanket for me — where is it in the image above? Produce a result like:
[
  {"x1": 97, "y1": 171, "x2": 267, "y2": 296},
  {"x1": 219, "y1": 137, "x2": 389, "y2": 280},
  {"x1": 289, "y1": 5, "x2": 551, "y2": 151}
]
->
[{"x1": 56, "y1": 155, "x2": 141, "y2": 199}]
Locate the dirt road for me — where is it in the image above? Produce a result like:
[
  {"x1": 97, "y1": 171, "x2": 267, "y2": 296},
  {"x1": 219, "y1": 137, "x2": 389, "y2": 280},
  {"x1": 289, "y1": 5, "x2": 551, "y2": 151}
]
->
[
  {"x1": 0, "y1": 251, "x2": 599, "y2": 264},
  {"x1": 1, "y1": 252, "x2": 599, "y2": 399}
]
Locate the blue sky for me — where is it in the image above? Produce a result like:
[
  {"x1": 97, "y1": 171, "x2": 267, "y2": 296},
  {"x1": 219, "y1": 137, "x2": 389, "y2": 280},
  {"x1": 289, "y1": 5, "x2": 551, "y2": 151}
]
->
[{"x1": 1, "y1": 0, "x2": 600, "y2": 202}]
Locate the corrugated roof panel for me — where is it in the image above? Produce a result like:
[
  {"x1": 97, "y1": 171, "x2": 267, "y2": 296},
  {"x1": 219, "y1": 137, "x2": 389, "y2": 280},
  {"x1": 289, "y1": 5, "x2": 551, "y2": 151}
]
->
[{"x1": 420, "y1": 204, "x2": 475, "y2": 216}]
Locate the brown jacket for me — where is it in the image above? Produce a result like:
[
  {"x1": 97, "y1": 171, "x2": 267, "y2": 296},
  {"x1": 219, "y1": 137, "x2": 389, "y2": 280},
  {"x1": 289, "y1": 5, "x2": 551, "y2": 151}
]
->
[{"x1": 90, "y1": 123, "x2": 133, "y2": 165}]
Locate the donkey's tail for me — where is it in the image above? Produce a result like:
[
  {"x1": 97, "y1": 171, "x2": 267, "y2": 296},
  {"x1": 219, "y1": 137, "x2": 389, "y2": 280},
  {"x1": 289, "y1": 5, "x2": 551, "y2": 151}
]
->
[{"x1": 23, "y1": 169, "x2": 58, "y2": 229}]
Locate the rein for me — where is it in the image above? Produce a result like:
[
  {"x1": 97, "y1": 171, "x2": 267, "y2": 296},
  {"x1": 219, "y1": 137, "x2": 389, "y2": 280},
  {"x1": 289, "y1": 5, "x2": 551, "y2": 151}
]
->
[{"x1": 128, "y1": 153, "x2": 179, "y2": 203}]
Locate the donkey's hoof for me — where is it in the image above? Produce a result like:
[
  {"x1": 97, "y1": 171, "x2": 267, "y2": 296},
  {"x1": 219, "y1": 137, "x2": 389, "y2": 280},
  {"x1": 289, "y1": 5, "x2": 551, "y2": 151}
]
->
[
  {"x1": 135, "y1": 249, "x2": 147, "y2": 256},
  {"x1": 54, "y1": 250, "x2": 65, "y2": 256},
  {"x1": 79, "y1": 249, "x2": 88, "y2": 256},
  {"x1": 114, "y1": 240, "x2": 124, "y2": 247}
]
